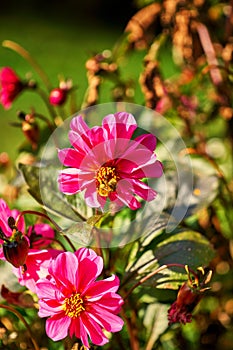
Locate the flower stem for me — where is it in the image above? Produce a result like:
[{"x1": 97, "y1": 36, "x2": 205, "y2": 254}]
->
[
  {"x1": 121, "y1": 306, "x2": 139, "y2": 350},
  {"x1": 14, "y1": 210, "x2": 76, "y2": 251},
  {"x1": 2, "y1": 40, "x2": 52, "y2": 91},
  {"x1": 15, "y1": 210, "x2": 62, "y2": 232},
  {"x1": 0, "y1": 304, "x2": 40, "y2": 350},
  {"x1": 34, "y1": 87, "x2": 58, "y2": 123}
]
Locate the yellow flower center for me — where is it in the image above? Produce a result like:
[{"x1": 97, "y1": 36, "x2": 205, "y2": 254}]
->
[
  {"x1": 63, "y1": 293, "x2": 85, "y2": 319},
  {"x1": 95, "y1": 166, "x2": 120, "y2": 197}
]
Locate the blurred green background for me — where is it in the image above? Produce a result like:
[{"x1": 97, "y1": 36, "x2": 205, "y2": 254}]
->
[{"x1": 0, "y1": 0, "x2": 136, "y2": 159}]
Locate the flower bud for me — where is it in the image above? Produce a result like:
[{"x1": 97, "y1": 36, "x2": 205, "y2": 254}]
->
[
  {"x1": 167, "y1": 266, "x2": 212, "y2": 325},
  {"x1": 3, "y1": 231, "x2": 29, "y2": 268},
  {"x1": 49, "y1": 88, "x2": 67, "y2": 106}
]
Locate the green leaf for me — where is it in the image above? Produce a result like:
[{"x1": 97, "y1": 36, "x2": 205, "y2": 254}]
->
[
  {"x1": 18, "y1": 163, "x2": 88, "y2": 222},
  {"x1": 154, "y1": 230, "x2": 215, "y2": 268},
  {"x1": 125, "y1": 229, "x2": 215, "y2": 291},
  {"x1": 63, "y1": 222, "x2": 94, "y2": 246}
]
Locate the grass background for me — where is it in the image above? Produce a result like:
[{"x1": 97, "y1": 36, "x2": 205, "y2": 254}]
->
[{"x1": 0, "y1": 1, "x2": 136, "y2": 159}]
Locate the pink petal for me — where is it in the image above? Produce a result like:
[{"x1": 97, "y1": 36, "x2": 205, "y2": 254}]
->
[
  {"x1": 36, "y1": 279, "x2": 61, "y2": 300},
  {"x1": 58, "y1": 169, "x2": 80, "y2": 195},
  {"x1": 0, "y1": 67, "x2": 20, "y2": 84},
  {"x1": 69, "y1": 318, "x2": 80, "y2": 338},
  {"x1": 115, "y1": 179, "x2": 141, "y2": 210},
  {"x1": 70, "y1": 115, "x2": 90, "y2": 134},
  {"x1": 131, "y1": 160, "x2": 163, "y2": 179},
  {"x1": 93, "y1": 292, "x2": 124, "y2": 313},
  {"x1": 75, "y1": 248, "x2": 103, "y2": 278},
  {"x1": 13, "y1": 249, "x2": 61, "y2": 293},
  {"x1": 118, "y1": 158, "x2": 163, "y2": 179},
  {"x1": 88, "y1": 305, "x2": 124, "y2": 332},
  {"x1": 38, "y1": 299, "x2": 63, "y2": 317},
  {"x1": 0, "y1": 199, "x2": 25, "y2": 237},
  {"x1": 58, "y1": 148, "x2": 85, "y2": 168},
  {"x1": 0, "y1": 248, "x2": 4, "y2": 259},
  {"x1": 49, "y1": 252, "x2": 78, "y2": 291},
  {"x1": 86, "y1": 126, "x2": 106, "y2": 147},
  {"x1": 102, "y1": 112, "x2": 137, "y2": 140},
  {"x1": 46, "y1": 314, "x2": 70, "y2": 341},
  {"x1": 119, "y1": 148, "x2": 155, "y2": 167},
  {"x1": 81, "y1": 312, "x2": 109, "y2": 346},
  {"x1": 83, "y1": 181, "x2": 106, "y2": 208},
  {"x1": 131, "y1": 179, "x2": 157, "y2": 201},
  {"x1": 79, "y1": 318, "x2": 90, "y2": 348},
  {"x1": 76, "y1": 258, "x2": 100, "y2": 293},
  {"x1": 85, "y1": 275, "x2": 120, "y2": 300},
  {"x1": 134, "y1": 133, "x2": 156, "y2": 151},
  {"x1": 69, "y1": 130, "x2": 92, "y2": 154}
]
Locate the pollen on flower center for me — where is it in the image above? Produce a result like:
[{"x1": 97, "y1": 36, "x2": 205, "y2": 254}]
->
[
  {"x1": 95, "y1": 166, "x2": 120, "y2": 197},
  {"x1": 63, "y1": 293, "x2": 85, "y2": 319}
]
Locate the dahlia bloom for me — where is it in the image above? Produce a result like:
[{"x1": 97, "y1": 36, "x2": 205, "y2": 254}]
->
[
  {"x1": 58, "y1": 112, "x2": 163, "y2": 210},
  {"x1": 36, "y1": 248, "x2": 124, "y2": 347},
  {"x1": 0, "y1": 67, "x2": 24, "y2": 109}
]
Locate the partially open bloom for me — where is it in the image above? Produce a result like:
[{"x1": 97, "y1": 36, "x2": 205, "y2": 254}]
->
[
  {"x1": 0, "y1": 67, "x2": 24, "y2": 109},
  {"x1": 0, "y1": 199, "x2": 59, "y2": 292},
  {"x1": 58, "y1": 112, "x2": 163, "y2": 210},
  {"x1": 49, "y1": 79, "x2": 72, "y2": 105},
  {"x1": 36, "y1": 248, "x2": 124, "y2": 348},
  {"x1": 168, "y1": 266, "x2": 212, "y2": 325},
  {"x1": 49, "y1": 88, "x2": 67, "y2": 105}
]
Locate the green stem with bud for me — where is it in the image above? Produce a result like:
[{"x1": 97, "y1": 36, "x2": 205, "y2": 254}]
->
[
  {"x1": 123, "y1": 263, "x2": 197, "y2": 300},
  {"x1": 2, "y1": 40, "x2": 52, "y2": 91},
  {"x1": 15, "y1": 210, "x2": 76, "y2": 252}
]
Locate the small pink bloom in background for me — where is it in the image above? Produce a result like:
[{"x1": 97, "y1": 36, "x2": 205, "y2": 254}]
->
[
  {"x1": 49, "y1": 88, "x2": 67, "y2": 105},
  {"x1": 0, "y1": 67, "x2": 24, "y2": 109},
  {"x1": 58, "y1": 112, "x2": 163, "y2": 210},
  {"x1": 36, "y1": 248, "x2": 124, "y2": 347},
  {"x1": 49, "y1": 79, "x2": 72, "y2": 106},
  {"x1": 27, "y1": 223, "x2": 55, "y2": 249}
]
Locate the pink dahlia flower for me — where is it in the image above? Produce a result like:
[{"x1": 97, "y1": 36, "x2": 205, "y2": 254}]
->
[
  {"x1": 36, "y1": 248, "x2": 124, "y2": 347},
  {"x1": 58, "y1": 112, "x2": 163, "y2": 210},
  {"x1": 0, "y1": 67, "x2": 24, "y2": 109}
]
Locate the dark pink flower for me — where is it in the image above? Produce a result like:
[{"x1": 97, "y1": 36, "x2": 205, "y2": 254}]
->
[
  {"x1": 27, "y1": 223, "x2": 55, "y2": 249},
  {"x1": 58, "y1": 112, "x2": 163, "y2": 210},
  {"x1": 2, "y1": 233, "x2": 30, "y2": 268},
  {"x1": 36, "y1": 248, "x2": 124, "y2": 347},
  {"x1": 167, "y1": 282, "x2": 200, "y2": 325},
  {"x1": 49, "y1": 88, "x2": 67, "y2": 105},
  {"x1": 168, "y1": 267, "x2": 212, "y2": 325},
  {"x1": 0, "y1": 67, "x2": 24, "y2": 109}
]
